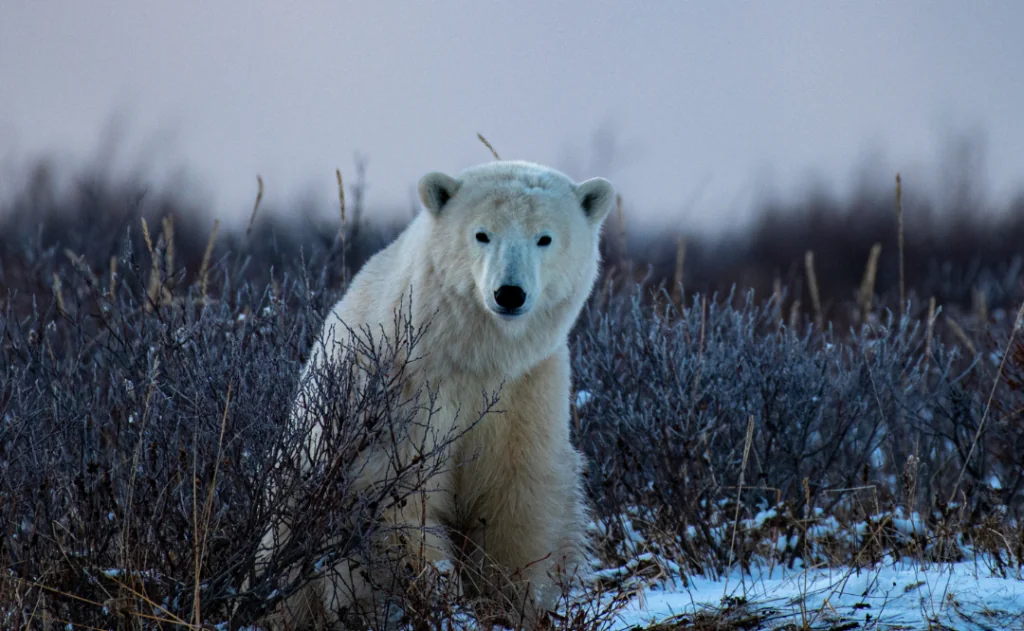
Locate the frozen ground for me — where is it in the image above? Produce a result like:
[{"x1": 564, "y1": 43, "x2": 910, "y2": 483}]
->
[
  {"x1": 175, "y1": 557, "x2": 1024, "y2": 631},
  {"x1": 614, "y1": 560, "x2": 1024, "y2": 630}
]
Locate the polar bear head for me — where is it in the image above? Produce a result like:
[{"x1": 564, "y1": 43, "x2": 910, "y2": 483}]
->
[{"x1": 418, "y1": 161, "x2": 615, "y2": 334}]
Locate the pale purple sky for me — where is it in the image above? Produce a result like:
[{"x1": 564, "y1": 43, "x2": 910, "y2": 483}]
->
[{"x1": 2, "y1": 1, "x2": 1022, "y2": 232}]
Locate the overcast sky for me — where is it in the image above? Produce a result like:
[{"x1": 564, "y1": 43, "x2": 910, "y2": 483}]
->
[{"x1": 2, "y1": 1, "x2": 1022, "y2": 231}]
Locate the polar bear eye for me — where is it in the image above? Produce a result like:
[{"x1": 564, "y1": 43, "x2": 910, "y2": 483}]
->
[
  {"x1": 537, "y1": 235, "x2": 552, "y2": 247},
  {"x1": 475, "y1": 232, "x2": 490, "y2": 244}
]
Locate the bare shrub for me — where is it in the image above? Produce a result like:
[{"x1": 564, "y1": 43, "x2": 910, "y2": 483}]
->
[{"x1": 573, "y1": 280, "x2": 1023, "y2": 578}]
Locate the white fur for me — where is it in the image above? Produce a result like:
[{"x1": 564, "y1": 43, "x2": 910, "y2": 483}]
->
[{"x1": 254, "y1": 161, "x2": 614, "y2": 629}]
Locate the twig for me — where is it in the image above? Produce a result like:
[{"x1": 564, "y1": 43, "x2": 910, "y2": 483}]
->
[
  {"x1": 788, "y1": 299, "x2": 802, "y2": 333},
  {"x1": 51, "y1": 273, "x2": 66, "y2": 315},
  {"x1": 199, "y1": 219, "x2": 220, "y2": 301},
  {"x1": 805, "y1": 250, "x2": 823, "y2": 330},
  {"x1": 336, "y1": 168, "x2": 347, "y2": 225},
  {"x1": 858, "y1": 243, "x2": 882, "y2": 321},
  {"x1": 108, "y1": 255, "x2": 118, "y2": 299},
  {"x1": 246, "y1": 175, "x2": 264, "y2": 235},
  {"x1": 672, "y1": 236, "x2": 686, "y2": 305},
  {"x1": 162, "y1": 215, "x2": 175, "y2": 282},
  {"x1": 724, "y1": 415, "x2": 756, "y2": 595},
  {"x1": 477, "y1": 133, "x2": 501, "y2": 160},
  {"x1": 194, "y1": 385, "x2": 232, "y2": 625},
  {"x1": 895, "y1": 173, "x2": 905, "y2": 318},
  {"x1": 922, "y1": 297, "x2": 937, "y2": 392},
  {"x1": 945, "y1": 316, "x2": 977, "y2": 355}
]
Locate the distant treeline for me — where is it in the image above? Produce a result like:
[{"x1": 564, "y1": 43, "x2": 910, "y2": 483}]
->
[{"x1": 2, "y1": 159, "x2": 1022, "y2": 326}]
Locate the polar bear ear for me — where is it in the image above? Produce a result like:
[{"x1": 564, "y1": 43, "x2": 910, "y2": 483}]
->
[
  {"x1": 576, "y1": 177, "x2": 616, "y2": 225},
  {"x1": 418, "y1": 172, "x2": 461, "y2": 217}
]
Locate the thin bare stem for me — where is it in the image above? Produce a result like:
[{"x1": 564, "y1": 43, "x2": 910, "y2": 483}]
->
[
  {"x1": 246, "y1": 175, "x2": 265, "y2": 236},
  {"x1": 477, "y1": 133, "x2": 502, "y2": 160},
  {"x1": 194, "y1": 385, "x2": 232, "y2": 626},
  {"x1": 922, "y1": 297, "x2": 936, "y2": 392},
  {"x1": 724, "y1": 415, "x2": 756, "y2": 594},
  {"x1": 946, "y1": 316, "x2": 977, "y2": 355},
  {"x1": 858, "y1": 243, "x2": 882, "y2": 321},
  {"x1": 108, "y1": 255, "x2": 118, "y2": 299},
  {"x1": 51, "y1": 273, "x2": 66, "y2": 315},
  {"x1": 895, "y1": 173, "x2": 905, "y2": 318},
  {"x1": 336, "y1": 168, "x2": 347, "y2": 225},
  {"x1": 805, "y1": 250, "x2": 823, "y2": 330},
  {"x1": 199, "y1": 219, "x2": 220, "y2": 301},
  {"x1": 162, "y1": 215, "x2": 175, "y2": 283},
  {"x1": 672, "y1": 236, "x2": 686, "y2": 305},
  {"x1": 949, "y1": 299, "x2": 1024, "y2": 503}
]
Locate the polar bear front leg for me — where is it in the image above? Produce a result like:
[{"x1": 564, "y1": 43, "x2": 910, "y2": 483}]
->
[
  {"x1": 383, "y1": 490, "x2": 457, "y2": 576},
  {"x1": 313, "y1": 487, "x2": 459, "y2": 629},
  {"x1": 460, "y1": 457, "x2": 585, "y2": 628},
  {"x1": 457, "y1": 350, "x2": 588, "y2": 627}
]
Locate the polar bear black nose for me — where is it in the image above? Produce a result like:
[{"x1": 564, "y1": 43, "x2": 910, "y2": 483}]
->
[{"x1": 494, "y1": 285, "x2": 527, "y2": 311}]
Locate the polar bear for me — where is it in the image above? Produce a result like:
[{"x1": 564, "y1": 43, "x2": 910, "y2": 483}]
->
[{"x1": 252, "y1": 160, "x2": 615, "y2": 629}]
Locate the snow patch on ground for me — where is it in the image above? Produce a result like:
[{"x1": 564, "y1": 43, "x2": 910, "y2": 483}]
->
[{"x1": 615, "y1": 560, "x2": 1024, "y2": 630}]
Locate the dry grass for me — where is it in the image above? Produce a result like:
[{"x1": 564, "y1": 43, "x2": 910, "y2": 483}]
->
[
  {"x1": 477, "y1": 133, "x2": 503, "y2": 161},
  {"x1": 246, "y1": 175, "x2": 265, "y2": 236}
]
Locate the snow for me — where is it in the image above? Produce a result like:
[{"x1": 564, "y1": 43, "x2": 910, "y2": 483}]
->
[
  {"x1": 592, "y1": 508, "x2": 1024, "y2": 630},
  {"x1": 575, "y1": 390, "x2": 594, "y2": 407},
  {"x1": 613, "y1": 561, "x2": 1024, "y2": 630}
]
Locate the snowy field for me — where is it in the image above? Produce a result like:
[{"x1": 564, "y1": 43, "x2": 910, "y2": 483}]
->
[{"x1": 586, "y1": 508, "x2": 1024, "y2": 631}]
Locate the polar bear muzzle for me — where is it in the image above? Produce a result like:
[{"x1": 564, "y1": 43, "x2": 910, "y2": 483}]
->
[{"x1": 493, "y1": 284, "x2": 527, "y2": 314}]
